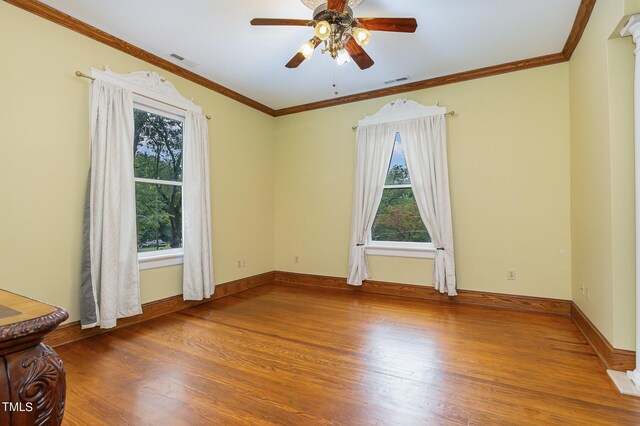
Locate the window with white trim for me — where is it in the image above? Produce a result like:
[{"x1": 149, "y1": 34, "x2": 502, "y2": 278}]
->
[
  {"x1": 133, "y1": 96, "x2": 185, "y2": 269},
  {"x1": 367, "y1": 132, "x2": 435, "y2": 258}
]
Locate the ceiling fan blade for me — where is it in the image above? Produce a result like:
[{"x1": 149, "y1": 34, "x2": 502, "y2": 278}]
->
[
  {"x1": 345, "y1": 38, "x2": 374, "y2": 70},
  {"x1": 286, "y1": 37, "x2": 322, "y2": 69},
  {"x1": 286, "y1": 52, "x2": 307, "y2": 69},
  {"x1": 327, "y1": 0, "x2": 348, "y2": 12},
  {"x1": 251, "y1": 18, "x2": 311, "y2": 26},
  {"x1": 357, "y1": 18, "x2": 418, "y2": 33}
]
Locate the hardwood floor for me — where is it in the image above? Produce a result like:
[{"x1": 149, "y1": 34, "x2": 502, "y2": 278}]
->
[{"x1": 57, "y1": 284, "x2": 640, "y2": 425}]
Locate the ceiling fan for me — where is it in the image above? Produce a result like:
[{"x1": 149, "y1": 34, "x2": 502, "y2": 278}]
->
[{"x1": 250, "y1": 0, "x2": 418, "y2": 70}]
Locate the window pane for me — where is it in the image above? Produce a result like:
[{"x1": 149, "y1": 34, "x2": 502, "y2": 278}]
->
[
  {"x1": 135, "y1": 182, "x2": 182, "y2": 252},
  {"x1": 372, "y1": 188, "x2": 431, "y2": 243},
  {"x1": 134, "y1": 108, "x2": 183, "y2": 182},
  {"x1": 385, "y1": 133, "x2": 410, "y2": 185}
]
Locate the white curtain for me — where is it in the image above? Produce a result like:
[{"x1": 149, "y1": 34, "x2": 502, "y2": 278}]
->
[
  {"x1": 183, "y1": 111, "x2": 214, "y2": 300},
  {"x1": 400, "y1": 116, "x2": 457, "y2": 295},
  {"x1": 83, "y1": 80, "x2": 141, "y2": 329},
  {"x1": 347, "y1": 124, "x2": 397, "y2": 285}
]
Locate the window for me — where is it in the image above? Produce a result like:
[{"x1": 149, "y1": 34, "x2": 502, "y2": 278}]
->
[
  {"x1": 133, "y1": 97, "x2": 185, "y2": 269},
  {"x1": 367, "y1": 133, "x2": 435, "y2": 258}
]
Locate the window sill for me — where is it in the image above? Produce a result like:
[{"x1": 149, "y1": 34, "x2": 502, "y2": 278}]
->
[
  {"x1": 365, "y1": 245, "x2": 436, "y2": 259},
  {"x1": 138, "y1": 250, "x2": 184, "y2": 270}
]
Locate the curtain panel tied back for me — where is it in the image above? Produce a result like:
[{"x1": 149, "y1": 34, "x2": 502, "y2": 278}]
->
[
  {"x1": 399, "y1": 116, "x2": 456, "y2": 295},
  {"x1": 347, "y1": 99, "x2": 457, "y2": 295},
  {"x1": 347, "y1": 124, "x2": 397, "y2": 285}
]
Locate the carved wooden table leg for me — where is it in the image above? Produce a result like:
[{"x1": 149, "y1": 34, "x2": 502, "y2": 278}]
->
[
  {"x1": 0, "y1": 290, "x2": 68, "y2": 425},
  {"x1": 4, "y1": 344, "x2": 66, "y2": 426}
]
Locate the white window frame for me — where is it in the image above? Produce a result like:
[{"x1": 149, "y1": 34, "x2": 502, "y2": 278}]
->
[
  {"x1": 133, "y1": 95, "x2": 186, "y2": 270},
  {"x1": 89, "y1": 67, "x2": 204, "y2": 270},
  {"x1": 365, "y1": 138, "x2": 435, "y2": 259}
]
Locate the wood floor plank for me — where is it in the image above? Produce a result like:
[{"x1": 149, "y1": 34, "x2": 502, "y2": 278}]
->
[
  {"x1": 56, "y1": 284, "x2": 640, "y2": 425},
  {"x1": 183, "y1": 288, "x2": 617, "y2": 402}
]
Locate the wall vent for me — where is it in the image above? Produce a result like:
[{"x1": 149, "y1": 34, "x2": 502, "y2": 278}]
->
[
  {"x1": 384, "y1": 76, "x2": 410, "y2": 85},
  {"x1": 168, "y1": 53, "x2": 199, "y2": 68}
]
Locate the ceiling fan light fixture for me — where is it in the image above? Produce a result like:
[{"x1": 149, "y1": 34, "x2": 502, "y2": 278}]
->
[
  {"x1": 299, "y1": 41, "x2": 316, "y2": 60},
  {"x1": 353, "y1": 27, "x2": 371, "y2": 46},
  {"x1": 314, "y1": 21, "x2": 331, "y2": 40},
  {"x1": 251, "y1": 1, "x2": 417, "y2": 70}
]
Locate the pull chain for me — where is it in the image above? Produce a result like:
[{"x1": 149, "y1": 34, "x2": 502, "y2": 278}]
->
[{"x1": 333, "y1": 60, "x2": 339, "y2": 96}]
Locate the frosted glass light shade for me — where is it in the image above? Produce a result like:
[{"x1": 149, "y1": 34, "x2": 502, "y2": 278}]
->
[
  {"x1": 299, "y1": 41, "x2": 316, "y2": 60},
  {"x1": 336, "y1": 49, "x2": 351, "y2": 65},
  {"x1": 315, "y1": 21, "x2": 331, "y2": 40},
  {"x1": 353, "y1": 27, "x2": 371, "y2": 46}
]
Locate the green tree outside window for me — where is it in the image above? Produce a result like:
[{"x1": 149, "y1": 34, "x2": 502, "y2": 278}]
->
[{"x1": 371, "y1": 134, "x2": 431, "y2": 243}]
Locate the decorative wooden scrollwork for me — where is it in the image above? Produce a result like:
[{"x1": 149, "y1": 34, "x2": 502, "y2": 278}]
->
[
  {"x1": 18, "y1": 346, "x2": 66, "y2": 426},
  {"x1": 0, "y1": 309, "x2": 68, "y2": 343}
]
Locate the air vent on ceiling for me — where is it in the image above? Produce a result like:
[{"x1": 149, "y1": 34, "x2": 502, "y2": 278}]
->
[
  {"x1": 384, "y1": 76, "x2": 410, "y2": 85},
  {"x1": 168, "y1": 53, "x2": 199, "y2": 68}
]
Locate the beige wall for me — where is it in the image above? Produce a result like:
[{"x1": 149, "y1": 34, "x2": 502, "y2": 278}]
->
[
  {"x1": 569, "y1": 0, "x2": 619, "y2": 350},
  {"x1": 569, "y1": 0, "x2": 637, "y2": 350},
  {"x1": 274, "y1": 64, "x2": 572, "y2": 300},
  {"x1": 3, "y1": 0, "x2": 639, "y2": 352},
  {"x1": 627, "y1": 0, "x2": 640, "y2": 15},
  {"x1": 609, "y1": 37, "x2": 636, "y2": 351},
  {"x1": 0, "y1": 3, "x2": 275, "y2": 323}
]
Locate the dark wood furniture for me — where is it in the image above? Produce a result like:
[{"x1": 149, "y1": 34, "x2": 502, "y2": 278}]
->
[{"x1": 0, "y1": 290, "x2": 68, "y2": 425}]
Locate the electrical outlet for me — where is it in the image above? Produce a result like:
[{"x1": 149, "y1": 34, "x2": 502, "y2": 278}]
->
[
  {"x1": 241, "y1": 258, "x2": 246, "y2": 268},
  {"x1": 507, "y1": 270, "x2": 516, "y2": 280},
  {"x1": 237, "y1": 260, "x2": 242, "y2": 268},
  {"x1": 580, "y1": 282, "x2": 585, "y2": 295},
  {"x1": 294, "y1": 256, "x2": 299, "y2": 264}
]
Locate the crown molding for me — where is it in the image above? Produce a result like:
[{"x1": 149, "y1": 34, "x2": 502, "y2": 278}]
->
[
  {"x1": 562, "y1": 0, "x2": 596, "y2": 60},
  {"x1": 273, "y1": 53, "x2": 566, "y2": 116},
  {"x1": 5, "y1": 0, "x2": 594, "y2": 117},
  {"x1": 3, "y1": 0, "x2": 276, "y2": 116}
]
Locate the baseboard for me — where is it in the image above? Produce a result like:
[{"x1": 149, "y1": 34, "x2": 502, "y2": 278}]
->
[
  {"x1": 44, "y1": 271, "x2": 275, "y2": 348},
  {"x1": 47, "y1": 268, "x2": 636, "y2": 372},
  {"x1": 274, "y1": 271, "x2": 639, "y2": 370},
  {"x1": 274, "y1": 271, "x2": 572, "y2": 316},
  {"x1": 570, "y1": 303, "x2": 635, "y2": 371}
]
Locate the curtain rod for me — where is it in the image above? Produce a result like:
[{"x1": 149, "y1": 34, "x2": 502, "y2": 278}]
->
[
  {"x1": 351, "y1": 110, "x2": 455, "y2": 131},
  {"x1": 75, "y1": 71, "x2": 211, "y2": 120}
]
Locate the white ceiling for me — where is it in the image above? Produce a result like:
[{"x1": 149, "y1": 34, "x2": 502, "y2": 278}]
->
[{"x1": 40, "y1": 0, "x2": 581, "y2": 110}]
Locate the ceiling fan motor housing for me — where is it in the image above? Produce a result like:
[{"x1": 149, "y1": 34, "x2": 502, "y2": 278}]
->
[
  {"x1": 312, "y1": 5, "x2": 360, "y2": 58},
  {"x1": 313, "y1": 4, "x2": 353, "y2": 18},
  {"x1": 301, "y1": 0, "x2": 364, "y2": 10}
]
